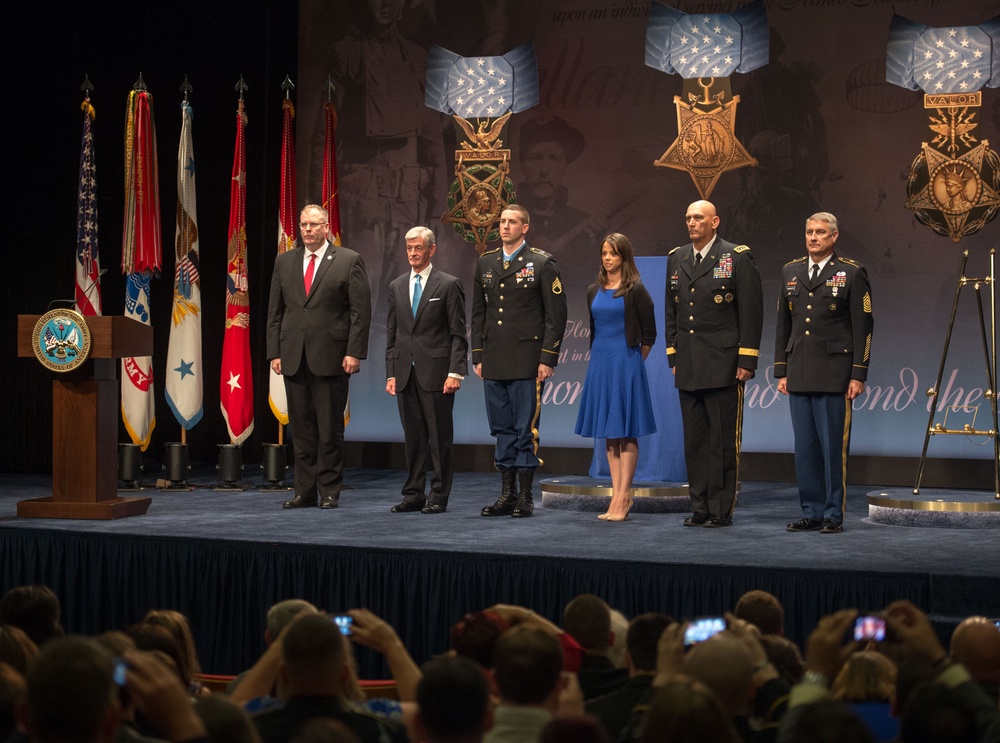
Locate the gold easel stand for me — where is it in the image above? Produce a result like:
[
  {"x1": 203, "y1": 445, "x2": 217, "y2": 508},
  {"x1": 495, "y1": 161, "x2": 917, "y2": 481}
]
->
[{"x1": 913, "y1": 248, "x2": 999, "y2": 499}]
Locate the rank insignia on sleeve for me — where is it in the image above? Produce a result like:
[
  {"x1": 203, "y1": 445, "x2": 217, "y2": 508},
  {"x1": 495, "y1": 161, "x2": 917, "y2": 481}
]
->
[
  {"x1": 551, "y1": 276, "x2": 563, "y2": 294},
  {"x1": 863, "y1": 292, "x2": 872, "y2": 313}
]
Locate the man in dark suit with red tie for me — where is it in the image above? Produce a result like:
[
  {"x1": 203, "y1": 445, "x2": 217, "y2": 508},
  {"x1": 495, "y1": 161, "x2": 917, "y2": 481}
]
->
[
  {"x1": 266, "y1": 204, "x2": 372, "y2": 510},
  {"x1": 775, "y1": 212, "x2": 873, "y2": 534},
  {"x1": 385, "y1": 227, "x2": 468, "y2": 514}
]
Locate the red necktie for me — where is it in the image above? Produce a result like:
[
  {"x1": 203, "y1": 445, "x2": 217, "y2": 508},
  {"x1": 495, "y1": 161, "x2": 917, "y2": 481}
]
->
[{"x1": 304, "y1": 253, "x2": 317, "y2": 296}]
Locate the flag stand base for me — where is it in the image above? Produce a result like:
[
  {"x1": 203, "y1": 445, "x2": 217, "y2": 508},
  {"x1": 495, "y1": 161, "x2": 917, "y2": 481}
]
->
[
  {"x1": 215, "y1": 444, "x2": 245, "y2": 491},
  {"x1": 260, "y1": 442, "x2": 290, "y2": 490}
]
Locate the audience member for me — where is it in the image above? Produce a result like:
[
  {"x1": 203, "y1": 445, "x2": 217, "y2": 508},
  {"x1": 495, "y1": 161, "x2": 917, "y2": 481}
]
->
[
  {"x1": 831, "y1": 651, "x2": 898, "y2": 742},
  {"x1": 757, "y1": 635, "x2": 804, "y2": 687},
  {"x1": 0, "y1": 586, "x2": 63, "y2": 648},
  {"x1": 143, "y1": 610, "x2": 204, "y2": 678},
  {"x1": 0, "y1": 625, "x2": 38, "y2": 676},
  {"x1": 562, "y1": 595, "x2": 627, "y2": 700},
  {"x1": 485, "y1": 604, "x2": 583, "y2": 673},
  {"x1": 415, "y1": 656, "x2": 492, "y2": 743},
  {"x1": 0, "y1": 661, "x2": 26, "y2": 742},
  {"x1": 779, "y1": 698, "x2": 875, "y2": 743},
  {"x1": 646, "y1": 615, "x2": 790, "y2": 742},
  {"x1": 288, "y1": 719, "x2": 362, "y2": 743},
  {"x1": 779, "y1": 601, "x2": 1000, "y2": 743},
  {"x1": 249, "y1": 614, "x2": 406, "y2": 743},
  {"x1": 450, "y1": 611, "x2": 510, "y2": 669},
  {"x1": 16, "y1": 637, "x2": 209, "y2": 743},
  {"x1": 734, "y1": 591, "x2": 785, "y2": 636},
  {"x1": 898, "y1": 683, "x2": 982, "y2": 743},
  {"x1": 485, "y1": 626, "x2": 567, "y2": 743},
  {"x1": 950, "y1": 615, "x2": 1000, "y2": 704},
  {"x1": 539, "y1": 716, "x2": 610, "y2": 743},
  {"x1": 607, "y1": 609, "x2": 630, "y2": 669},
  {"x1": 194, "y1": 695, "x2": 262, "y2": 743},
  {"x1": 638, "y1": 677, "x2": 742, "y2": 743},
  {"x1": 125, "y1": 623, "x2": 190, "y2": 690},
  {"x1": 228, "y1": 600, "x2": 318, "y2": 695},
  {"x1": 586, "y1": 613, "x2": 672, "y2": 739}
]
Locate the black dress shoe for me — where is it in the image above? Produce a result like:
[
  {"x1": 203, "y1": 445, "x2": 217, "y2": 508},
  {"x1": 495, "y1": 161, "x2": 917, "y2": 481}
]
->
[
  {"x1": 283, "y1": 494, "x2": 317, "y2": 509},
  {"x1": 819, "y1": 519, "x2": 843, "y2": 533},
  {"x1": 786, "y1": 518, "x2": 822, "y2": 532},
  {"x1": 421, "y1": 504, "x2": 447, "y2": 514},
  {"x1": 703, "y1": 515, "x2": 733, "y2": 528},
  {"x1": 683, "y1": 513, "x2": 709, "y2": 527},
  {"x1": 390, "y1": 500, "x2": 425, "y2": 513},
  {"x1": 319, "y1": 495, "x2": 339, "y2": 509}
]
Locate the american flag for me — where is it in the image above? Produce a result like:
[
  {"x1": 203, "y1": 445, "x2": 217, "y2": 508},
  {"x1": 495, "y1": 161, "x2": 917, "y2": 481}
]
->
[{"x1": 75, "y1": 99, "x2": 102, "y2": 316}]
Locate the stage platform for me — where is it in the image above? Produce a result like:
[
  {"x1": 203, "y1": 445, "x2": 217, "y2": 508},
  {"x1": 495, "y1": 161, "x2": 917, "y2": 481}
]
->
[{"x1": 1, "y1": 469, "x2": 997, "y2": 678}]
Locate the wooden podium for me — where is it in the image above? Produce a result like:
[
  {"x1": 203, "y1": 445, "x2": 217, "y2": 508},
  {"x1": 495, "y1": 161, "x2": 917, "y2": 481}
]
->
[{"x1": 17, "y1": 315, "x2": 153, "y2": 519}]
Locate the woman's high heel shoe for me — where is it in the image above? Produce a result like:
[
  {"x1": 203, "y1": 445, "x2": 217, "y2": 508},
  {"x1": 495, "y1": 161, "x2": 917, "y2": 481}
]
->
[{"x1": 602, "y1": 496, "x2": 634, "y2": 522}]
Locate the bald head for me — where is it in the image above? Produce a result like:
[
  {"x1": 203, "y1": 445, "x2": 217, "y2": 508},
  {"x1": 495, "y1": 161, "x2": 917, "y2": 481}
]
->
[
  {"x1": 685, "y1": 201, "x2": 720, "y2": 250},
  {"x1": 950, "y1": 617, "x2": 1000, "y2": 683},
  {"x1": 683, "y1": 633, "x2": 756, "y2": 716}
]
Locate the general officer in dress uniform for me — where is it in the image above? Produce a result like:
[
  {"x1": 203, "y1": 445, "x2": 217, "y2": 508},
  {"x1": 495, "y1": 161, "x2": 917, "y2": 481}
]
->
[
  {"x1": 471, "y1": 204, "x2": 568, "y2": 518},
  {"x1": 665, "y1": 200, "x2": 763, "y2": 528},
  {"x1": 775, "y1": 212, "x2": 873, "y2": 534}
]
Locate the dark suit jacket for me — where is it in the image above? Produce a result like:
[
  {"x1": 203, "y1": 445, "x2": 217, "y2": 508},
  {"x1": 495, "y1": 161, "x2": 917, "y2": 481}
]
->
[
  {"x1": 774, "y1": 253, "x2": 873, "y2": 394},
  {"x1": 586, "y1": 280, "x2": 656, "y2": 350},
  {"x1": 385, "y1": 267, "x2": 468, "y2": 391},
  {"x1": 471, "y1": 244, "x2": 568, "y2": 380},
  {"x1": 665, "y1": 237, "x2": 763, "y2": 391},
  {"x1": 266, "y1": 243, "x2": 371, "y2": 376}
]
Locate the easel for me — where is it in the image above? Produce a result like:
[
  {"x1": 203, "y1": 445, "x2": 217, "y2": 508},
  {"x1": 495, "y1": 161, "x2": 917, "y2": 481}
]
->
[{"x1": 913, "y1": 248, "x2": 999, "y2": 499}]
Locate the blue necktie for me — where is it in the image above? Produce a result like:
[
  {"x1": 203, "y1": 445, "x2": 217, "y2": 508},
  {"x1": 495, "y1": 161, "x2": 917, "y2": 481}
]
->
[{"x1": 412, "y1": 274, "x2": 422, "y2": 317}]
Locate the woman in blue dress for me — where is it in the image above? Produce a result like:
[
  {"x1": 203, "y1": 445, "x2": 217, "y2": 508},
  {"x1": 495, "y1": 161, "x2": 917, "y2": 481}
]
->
[{"x1": 575, "y1": 233, "x2": 657, "y2": 521}]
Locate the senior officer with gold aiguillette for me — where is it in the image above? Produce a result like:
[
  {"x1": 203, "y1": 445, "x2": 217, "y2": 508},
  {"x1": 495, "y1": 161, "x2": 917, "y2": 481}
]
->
[
  {"x1": 472, "y1": 204, "x2": 568, "y2": 519},
  {"x1": 776, "y1": 212, "x2": 873, "y2": 535},
  {"x1": 665, "y1": 200, "x2": 763, "y2": 529}
]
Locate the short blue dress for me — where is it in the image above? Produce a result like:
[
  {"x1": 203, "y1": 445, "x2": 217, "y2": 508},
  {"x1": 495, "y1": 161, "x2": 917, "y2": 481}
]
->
[{"x1": 574, "y1": 288, "x2": 657, "y2": 439}]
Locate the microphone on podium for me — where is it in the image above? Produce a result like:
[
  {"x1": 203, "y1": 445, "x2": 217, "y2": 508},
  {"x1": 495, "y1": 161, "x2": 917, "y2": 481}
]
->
[{"x1": 47, "y1": 268, "x2": 109, "y2": 312}]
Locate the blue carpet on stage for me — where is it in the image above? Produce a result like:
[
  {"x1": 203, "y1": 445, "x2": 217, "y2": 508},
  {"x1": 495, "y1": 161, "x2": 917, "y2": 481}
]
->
[{"x1": 1, "y1": 469, "x2": 997, "y2": 677}]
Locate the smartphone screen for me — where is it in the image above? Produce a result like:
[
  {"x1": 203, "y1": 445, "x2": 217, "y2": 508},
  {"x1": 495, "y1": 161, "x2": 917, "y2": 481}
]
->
[
  {"x1": 684, "y1": 617, "x2": 726, "y2": 646},
  {"x1": 853, "y1": 616, "x2": 886, "y2": 642},
  {"x1": 333, "y1": 615, "x2": 353, "y2": 636}
]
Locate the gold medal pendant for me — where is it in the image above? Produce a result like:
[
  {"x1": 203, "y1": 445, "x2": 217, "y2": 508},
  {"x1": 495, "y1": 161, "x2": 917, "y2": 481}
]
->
[
  {"x1": 654, "y1": 78, "x2": 757, "y2": 200},
  {"x1": 904, "y1": 93, "x2": 1000, "y2": 243},
  {"x1": 440, "y1": 113, "x2": 516, "y2": 254}
]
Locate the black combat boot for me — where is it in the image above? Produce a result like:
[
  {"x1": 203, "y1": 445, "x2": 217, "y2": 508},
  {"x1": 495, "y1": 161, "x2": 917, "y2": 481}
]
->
[
  {"x1": 481, "y1": 469, "x2": 518, "y2": 516},
  {"x1": 511, "y1": 469, "x2": 535, "y2": 518}
]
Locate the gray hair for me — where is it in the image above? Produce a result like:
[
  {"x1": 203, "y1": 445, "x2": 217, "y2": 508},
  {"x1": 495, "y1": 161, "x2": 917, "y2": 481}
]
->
[
  {"x1": 806, "y1": 212, "x2": 839, "y2": 232},
  {"x1": 300, "y1": 204, "x2": 329, "y2": 221},
  {"x1": 266, "y1": 599, "x2": 317, "y2": 638},
  {"x1": 405, "y1": 226, "x2": 435, "y2": 247}
]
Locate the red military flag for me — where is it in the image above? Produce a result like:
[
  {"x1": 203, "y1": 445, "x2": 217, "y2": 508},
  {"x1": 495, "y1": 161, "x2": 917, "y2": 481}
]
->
[
  {"x1": 322, "y1": 100, "x2": 342, "y2": 247},
  {"x1": 268, "y1": 97, "x2": 296, "y2": 426},
  {"x1": 220, "y1": 97, "x2": 254, "y2": 444},
  {"x1": 121, "y1": 88, "x2": 161, "y2": 451},
  {"x1": 75, "y1": 95, "x2": 102, "y2": 316},
  {"x1": 322, "y1": 99, "x2": 350, "y2": 425}
]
